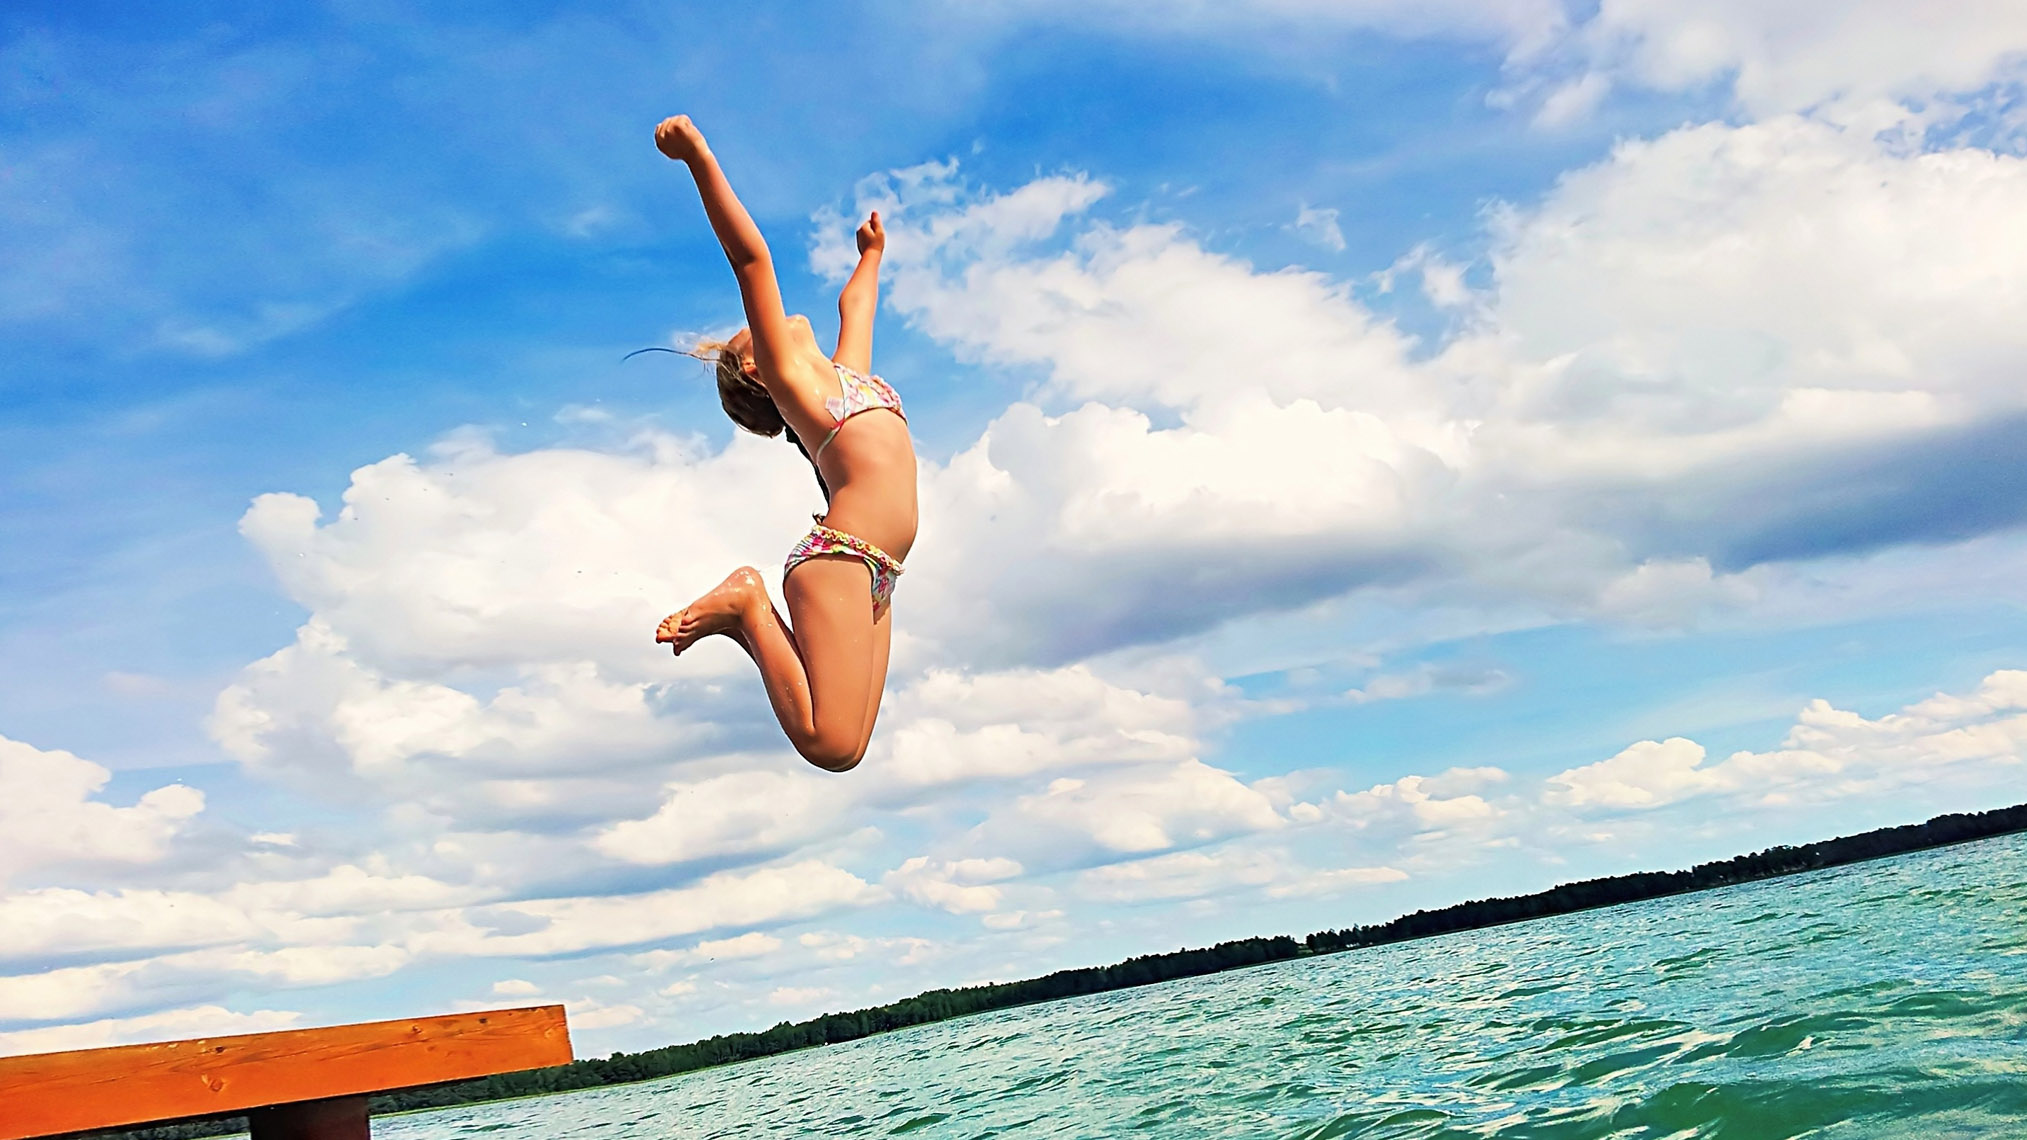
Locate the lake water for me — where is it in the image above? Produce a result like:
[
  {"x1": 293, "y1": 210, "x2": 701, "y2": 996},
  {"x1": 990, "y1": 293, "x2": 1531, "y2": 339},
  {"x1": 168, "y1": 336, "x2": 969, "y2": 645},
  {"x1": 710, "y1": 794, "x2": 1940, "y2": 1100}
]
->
[{"x1": 383, "y1": 833, "x2": 2027, "y2": 1139}]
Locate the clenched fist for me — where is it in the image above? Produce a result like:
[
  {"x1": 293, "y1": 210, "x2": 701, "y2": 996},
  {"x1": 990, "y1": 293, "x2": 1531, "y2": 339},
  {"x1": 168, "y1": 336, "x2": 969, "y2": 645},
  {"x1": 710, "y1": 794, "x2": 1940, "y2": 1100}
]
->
[
  {"x1": 654, "y1": 115, "x2": 708, "y2": 163},
  {"x1": 856, "y1": 211, "x2": 885, "y2": 256}
]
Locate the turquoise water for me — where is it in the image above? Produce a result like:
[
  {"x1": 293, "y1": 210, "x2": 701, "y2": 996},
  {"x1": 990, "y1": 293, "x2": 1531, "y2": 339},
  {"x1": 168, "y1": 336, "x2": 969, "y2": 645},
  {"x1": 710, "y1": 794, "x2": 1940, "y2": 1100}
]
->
[{"x1": 385, "y1": 834, "x2": 2027, "y2": 1139}]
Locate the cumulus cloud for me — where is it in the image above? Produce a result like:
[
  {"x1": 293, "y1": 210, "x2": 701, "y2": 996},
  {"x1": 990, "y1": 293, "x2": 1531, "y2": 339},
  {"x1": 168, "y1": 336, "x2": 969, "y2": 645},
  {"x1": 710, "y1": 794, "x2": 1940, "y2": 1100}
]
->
[
  {"x1": 632, "y1": 932, "x2": 784, "y2": 971},
  {"x1": 868, "y1": 664, "x2": 1202, "y2": 789},
  {"x1": 1547, "y1": 669, "x2": 2027, "y2": 813},
  {"x1": 0, "y1": 1005, "x2": 301, "y2": 1057},
  {"x1": 1553, "y1": 1, "x2": 2027, "y2": 116},
  {"x1": 1075, "y1": 846, "x2": 1403, "y2": 904},
  {"x1": 1049, "y1": 0, "x2": 2027, "y2": 125},
  {"x1": 1545, "y1": 737, "x2": 1723, "y2": 811},
  {"x1": 1345, "y1": 664, "x2": 1510, "y2": 704},
  {"x1": 407, "y1": 861, "x2": 877, "y2": 959},
  {"x1": 1000, "y1": 1, "x2": 2027, "y2": 127},
  {"x1": 802, "y1": 119, "x2": 2027, "y2": 655},
  {"x1": 594, "y1": 770, "x2": 850, "y2": 866},
  {"x1": 565, "y1": 1000, "x2": 644, "y2": 1030},
  {"x1": 0, "y1": 857, "x2": 875, "y2": 1030},
  {"x1": 1532, "y1": 72, "x2": 1611, "y2": 128},
  {"x1": 208, "y1": 432, "x2": 829, "y2": 825},
  {"x1": 1289, "y1": 205, "x2": 1346, "y2": 252},
  {"x1": 885, "y1": 856, "x2": 1023, "y2": 914},
  {"x1": 795, "y1": 931, "x2": 941, "y2": 966},
  {"x1": 0, "y1": 888, "x2": 262, "y2": 965},
  {"x1": 999, "y1": 760, "x2": 1286, "y2": 858},
  {"x1": 1316, "y1": 768, "x2": 1511, "y2": 843},
  {"x1": 0, "y1": 736, "x2": 203, "y2": 886}
]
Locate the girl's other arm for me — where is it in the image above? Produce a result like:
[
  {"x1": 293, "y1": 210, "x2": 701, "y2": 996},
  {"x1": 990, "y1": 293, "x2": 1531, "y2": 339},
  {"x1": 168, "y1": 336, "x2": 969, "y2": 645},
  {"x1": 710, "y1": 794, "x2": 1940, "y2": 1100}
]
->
[
  {"x1": 833, "y1": 212, "x2": 884, "y2": 375},
  {"x1": 655, "y1": 116, "x2": 798, "y2": 385}
]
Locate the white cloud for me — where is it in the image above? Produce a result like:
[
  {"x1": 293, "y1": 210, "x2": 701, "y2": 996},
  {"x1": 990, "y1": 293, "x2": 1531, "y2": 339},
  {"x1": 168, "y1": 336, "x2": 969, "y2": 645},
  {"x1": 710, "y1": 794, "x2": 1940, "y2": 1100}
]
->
[
  {"x1": 1027, "y1": 1, "x2": 2027, "y2": 123},
  {"x1": 492, "y1": 978, "x2": 540, "y2": 996},
  {"x1": 808, "y1": 134, "x2": 2027, "y2": 664},
  {"x1": 223, "y1": 865, "x2": 478, "y2": 918},
  {"x1": 980, "y1": 909, "x2": 1064, "y2": 931},
  {"x1": 869, "y1": 664, "x2": 1201, "y2": 788},
  {"x1": 1546, "y1": 668, "x2": 2027, "y2": 813},
  {"x1": 1545, "y1": 737, "x2": 1723, "y2": 811},
  {"x1": 631, "y1": 932, "x2": 784, "y2": 971},
  {"x1": 409, "y1": 860, "x2": 877, "y2": 959},
  {"x1": 0, "y1": 944, "x2": 406, "y2": 1025},
  {"x1": 0, "y1": 735, "x2": 204, "y2": 886},
  {"x1": 1532, "y1": 71, "x2": 1611, "y2": 128},
  {"x1": 1558, "y1": 1, "x2": 2027, "y2": 116},
  {"x1": 1346, "y1": 663, "x2": 1510, "y2": 704},
  {"x1": 0, "y1": 888, "x2": 262, "y2": 964},
  {"x1": 1075, "y1": 846, "x2": 1403, "y2": 904},
  {"x1": 1001, "y1": 760, "x2": 1285, "y2": 858},
  {"x1": 0, "y1": 858, "x2": 872, "y2": 1026},
  {"x1": 1475, "y1": 118, "x2": 2027, "y2": 466},
  {"x1": 0, "y1": 1005, "x2": 301, "y2": 1058},
  {"x1": 795, "y1": 931, "x2": 941, "y2": 966},
  {"x1": 207, "y1": 432, "x2": 832, "y2": 827},
  {"x1": 566, "y1": 1000, "x2": 644, "y2": 1030},
  {"x1": 1290, "y1": 205, "x2": 1346, "y2": 252},
  {"x1": 1265, "y1": 864, "x2": 1410, "y2": 898},
  {"x1": 1320, "y1": 768, "x2": 1510, "y2": 841},
  {"x1": 594, "y1": 771, "x2": 850, "y2": 866},
  {"x1": 768, "y1": 985, "x2": 832, "y2": 1007},
  {"x1": 0, "y1": 960, "x2": 150, "y2": 1022},
  {"x1": 885, "y1": 856, "x2": 1023, "y2": 915},
  {"x1": 181, "y1": 944, "x2": 413, "y2": 988}
]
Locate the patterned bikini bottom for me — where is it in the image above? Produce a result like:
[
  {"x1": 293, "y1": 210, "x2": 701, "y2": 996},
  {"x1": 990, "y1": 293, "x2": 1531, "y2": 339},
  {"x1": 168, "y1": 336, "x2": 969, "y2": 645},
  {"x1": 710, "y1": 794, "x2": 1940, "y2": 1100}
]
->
[{"x1": 784, "y1": 521, "x2": 905, "y2": 620}]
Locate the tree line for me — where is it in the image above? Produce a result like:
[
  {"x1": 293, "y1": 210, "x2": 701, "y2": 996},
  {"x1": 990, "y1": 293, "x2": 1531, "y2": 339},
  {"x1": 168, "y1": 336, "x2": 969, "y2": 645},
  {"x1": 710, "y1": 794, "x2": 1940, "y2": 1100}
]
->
[{"x1": 82, "y1": 800, "x2": 2027, "y2": 1139}]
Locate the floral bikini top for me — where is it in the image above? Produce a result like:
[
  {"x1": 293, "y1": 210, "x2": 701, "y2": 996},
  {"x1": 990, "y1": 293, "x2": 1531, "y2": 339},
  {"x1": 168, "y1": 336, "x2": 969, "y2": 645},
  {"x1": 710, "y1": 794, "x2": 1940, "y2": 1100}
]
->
[{"x1": 810, "y1": 362, "x2": 906, "y2": 459}]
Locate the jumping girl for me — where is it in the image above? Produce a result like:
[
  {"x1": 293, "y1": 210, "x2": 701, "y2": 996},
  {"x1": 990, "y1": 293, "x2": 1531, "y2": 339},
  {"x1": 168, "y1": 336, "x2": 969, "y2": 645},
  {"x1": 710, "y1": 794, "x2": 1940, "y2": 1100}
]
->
[{"x1": 651, "y1": 115, "x2": 917, "y2": 774}]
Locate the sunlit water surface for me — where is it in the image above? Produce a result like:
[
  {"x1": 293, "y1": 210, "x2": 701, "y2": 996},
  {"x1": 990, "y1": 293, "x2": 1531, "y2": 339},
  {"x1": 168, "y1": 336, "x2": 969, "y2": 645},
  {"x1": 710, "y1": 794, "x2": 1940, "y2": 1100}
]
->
[{"x1": 382, "y1": 834, "x2": 2027, "y2": 1139}]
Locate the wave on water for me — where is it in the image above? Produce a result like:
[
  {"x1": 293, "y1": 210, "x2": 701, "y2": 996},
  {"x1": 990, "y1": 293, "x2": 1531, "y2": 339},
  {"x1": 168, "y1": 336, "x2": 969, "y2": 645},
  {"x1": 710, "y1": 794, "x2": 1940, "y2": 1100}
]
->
[{"x1": 382, "y1": 833, "x2": 2027, "y2": 1140}]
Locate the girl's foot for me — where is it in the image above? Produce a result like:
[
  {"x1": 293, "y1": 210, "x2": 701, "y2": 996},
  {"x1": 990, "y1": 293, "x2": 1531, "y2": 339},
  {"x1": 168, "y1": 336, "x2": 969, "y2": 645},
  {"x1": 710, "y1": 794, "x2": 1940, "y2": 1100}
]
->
[{"x1": 656, "y1": 567, "x2": 764, "y2": 655}]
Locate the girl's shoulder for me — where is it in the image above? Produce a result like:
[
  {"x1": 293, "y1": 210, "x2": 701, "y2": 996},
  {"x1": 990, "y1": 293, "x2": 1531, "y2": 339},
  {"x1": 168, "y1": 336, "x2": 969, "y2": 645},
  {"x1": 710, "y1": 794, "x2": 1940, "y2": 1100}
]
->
[{"x1": 765, "y1": 350, "x2": 846, "y2": 419}]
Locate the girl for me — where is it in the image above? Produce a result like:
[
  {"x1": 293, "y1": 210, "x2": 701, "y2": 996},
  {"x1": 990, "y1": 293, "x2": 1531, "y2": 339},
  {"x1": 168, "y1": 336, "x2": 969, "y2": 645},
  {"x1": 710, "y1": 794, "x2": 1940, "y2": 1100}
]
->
[{"x1": 651, "y1": 115, "x2": 917, "y2": 774}]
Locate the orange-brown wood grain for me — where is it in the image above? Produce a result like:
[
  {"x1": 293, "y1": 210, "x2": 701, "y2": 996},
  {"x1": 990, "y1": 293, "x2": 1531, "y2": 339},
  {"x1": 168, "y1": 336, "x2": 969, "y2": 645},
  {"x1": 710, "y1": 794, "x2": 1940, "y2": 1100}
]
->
[{"x1": 0, "y1": 1005, "x2": 571, "y2": 1140}]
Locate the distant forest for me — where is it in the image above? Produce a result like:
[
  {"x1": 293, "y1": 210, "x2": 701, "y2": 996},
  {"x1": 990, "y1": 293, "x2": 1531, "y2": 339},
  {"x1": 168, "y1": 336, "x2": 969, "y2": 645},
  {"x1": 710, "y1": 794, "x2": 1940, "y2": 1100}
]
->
[{"x1": 87, "y1": 800, "x2": 2027, "y2": 1140}]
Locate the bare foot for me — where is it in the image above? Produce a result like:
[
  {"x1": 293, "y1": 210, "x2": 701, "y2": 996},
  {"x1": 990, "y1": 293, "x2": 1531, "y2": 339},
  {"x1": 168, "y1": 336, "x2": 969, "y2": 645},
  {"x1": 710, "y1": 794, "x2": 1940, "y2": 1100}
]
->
[{"x1": 656, "y1": 567, "x2": 764, "y2": 655}]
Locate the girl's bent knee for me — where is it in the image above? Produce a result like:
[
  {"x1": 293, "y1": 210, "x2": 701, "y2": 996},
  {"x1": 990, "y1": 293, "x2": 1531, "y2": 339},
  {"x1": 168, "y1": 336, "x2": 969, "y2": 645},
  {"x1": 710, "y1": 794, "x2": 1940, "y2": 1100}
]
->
[
  {"x1": 796, "y1": 718, "x2": 865, "y2": 772},
  {"x1": 800, "y1": 744, "x2": 861, "y2": 773}
]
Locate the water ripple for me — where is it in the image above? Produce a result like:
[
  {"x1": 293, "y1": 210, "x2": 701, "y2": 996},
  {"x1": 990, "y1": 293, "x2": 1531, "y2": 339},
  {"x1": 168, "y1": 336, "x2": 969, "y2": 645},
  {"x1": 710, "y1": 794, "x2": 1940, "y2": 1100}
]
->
[{"x1": 379, "y1": 834, "x2": 2027, "y2": 1140}]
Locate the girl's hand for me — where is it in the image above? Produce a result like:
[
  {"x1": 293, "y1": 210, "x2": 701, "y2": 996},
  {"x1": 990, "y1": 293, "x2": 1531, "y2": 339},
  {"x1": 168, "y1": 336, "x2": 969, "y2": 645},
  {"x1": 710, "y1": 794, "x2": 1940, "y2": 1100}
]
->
[
  {"x1": 855, "y1": 211, "x2": 885, "y2": 256},
  {"x1": 655, "y1": 115, "x2": 708, "y2": 163}
]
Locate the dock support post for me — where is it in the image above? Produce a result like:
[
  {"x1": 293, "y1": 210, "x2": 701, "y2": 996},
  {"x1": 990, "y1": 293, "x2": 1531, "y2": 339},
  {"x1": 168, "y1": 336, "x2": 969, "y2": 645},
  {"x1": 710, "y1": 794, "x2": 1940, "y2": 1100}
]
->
[{"x1": 248, "y1": 1096, "x2": 371, "y2": 1140}]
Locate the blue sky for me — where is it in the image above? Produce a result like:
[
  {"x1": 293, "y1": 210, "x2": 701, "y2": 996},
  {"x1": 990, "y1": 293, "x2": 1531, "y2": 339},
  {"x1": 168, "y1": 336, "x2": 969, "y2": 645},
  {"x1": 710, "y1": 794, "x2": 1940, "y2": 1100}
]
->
[{"x1": 4, "y1": 1, "x2": 2027, "y2": 1056}]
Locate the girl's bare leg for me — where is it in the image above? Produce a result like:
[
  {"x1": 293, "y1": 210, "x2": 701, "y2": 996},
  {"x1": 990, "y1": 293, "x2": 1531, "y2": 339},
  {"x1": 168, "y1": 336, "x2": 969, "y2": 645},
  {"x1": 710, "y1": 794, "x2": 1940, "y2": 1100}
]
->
[
  {"x1": 657, "y1": 562, "x2": 878, "y2": 771},
  {"x1": 848, "y1": 604, "x2": 893, "y2": 767}
]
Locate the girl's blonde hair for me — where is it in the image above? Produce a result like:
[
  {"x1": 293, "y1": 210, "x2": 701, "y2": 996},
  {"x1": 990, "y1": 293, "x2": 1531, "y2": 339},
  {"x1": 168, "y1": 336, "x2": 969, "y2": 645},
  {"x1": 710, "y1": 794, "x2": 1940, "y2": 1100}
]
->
[{"x1": 688, "y1": 339, "x2": 784, "y2": 438}]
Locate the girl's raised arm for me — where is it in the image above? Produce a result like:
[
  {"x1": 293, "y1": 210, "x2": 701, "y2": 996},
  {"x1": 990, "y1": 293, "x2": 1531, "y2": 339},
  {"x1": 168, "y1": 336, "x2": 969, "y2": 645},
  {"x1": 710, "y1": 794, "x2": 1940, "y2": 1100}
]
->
[
  {"x1": 655, "y1": 116, "x2": 800, "y2": 388},
  {"x1": 832, "y1": 212, "x2": 883, "y2": 375}
]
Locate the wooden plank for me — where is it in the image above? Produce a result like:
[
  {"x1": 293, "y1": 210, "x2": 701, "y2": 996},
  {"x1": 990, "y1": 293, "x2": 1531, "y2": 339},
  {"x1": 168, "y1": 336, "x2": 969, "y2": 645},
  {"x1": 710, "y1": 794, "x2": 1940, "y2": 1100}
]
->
[{"x1": 0, "y1": 1005, "x2": 571, "y2": 1140}]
